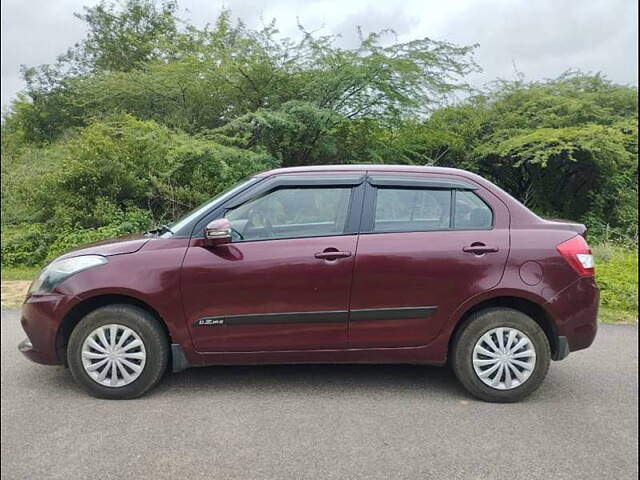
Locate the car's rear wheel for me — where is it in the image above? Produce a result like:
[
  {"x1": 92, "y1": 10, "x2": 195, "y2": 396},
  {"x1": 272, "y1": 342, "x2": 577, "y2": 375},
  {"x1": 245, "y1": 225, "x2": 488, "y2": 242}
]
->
[
  {"x1": 451, "y1": 307, "x2": 550, "y2": 403},
  {"x1": 67, "y1": 304, "x2": 169, "y2": 399}
]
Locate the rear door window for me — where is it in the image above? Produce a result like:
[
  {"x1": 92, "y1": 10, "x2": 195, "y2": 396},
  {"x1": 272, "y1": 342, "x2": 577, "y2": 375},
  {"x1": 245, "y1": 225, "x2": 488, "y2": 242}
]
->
[{"x1": 374, "y1": 188, "x2": 452, "y2": 232}]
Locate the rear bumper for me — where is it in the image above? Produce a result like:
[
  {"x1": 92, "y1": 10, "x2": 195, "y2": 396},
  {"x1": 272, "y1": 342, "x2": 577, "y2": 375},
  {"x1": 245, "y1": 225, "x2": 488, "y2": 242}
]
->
[{"x1": 546, "y1": 276, "x2": 599, "y2": 359}]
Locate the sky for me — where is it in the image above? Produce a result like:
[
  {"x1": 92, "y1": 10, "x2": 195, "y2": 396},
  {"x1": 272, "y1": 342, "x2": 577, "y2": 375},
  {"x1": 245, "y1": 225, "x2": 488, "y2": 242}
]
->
[{"x1": 1, "y1": 0, "x2": 638, "y2": 109}]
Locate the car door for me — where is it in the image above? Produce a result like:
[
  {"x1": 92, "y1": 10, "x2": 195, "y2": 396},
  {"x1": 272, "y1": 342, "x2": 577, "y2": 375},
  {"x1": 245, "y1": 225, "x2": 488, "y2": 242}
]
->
[
  {"x1": 348, "y1": 173, "x2": 510, "y2": 348},
  {"x1": 181, "y1": 173, "x2": 365, "y2": 352}
]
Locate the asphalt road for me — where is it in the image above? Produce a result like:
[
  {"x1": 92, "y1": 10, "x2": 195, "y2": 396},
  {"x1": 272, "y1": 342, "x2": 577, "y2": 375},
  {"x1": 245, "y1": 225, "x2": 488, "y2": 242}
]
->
[{"x1": 1, "y1": 308, "x2": 638, "y2": 480}]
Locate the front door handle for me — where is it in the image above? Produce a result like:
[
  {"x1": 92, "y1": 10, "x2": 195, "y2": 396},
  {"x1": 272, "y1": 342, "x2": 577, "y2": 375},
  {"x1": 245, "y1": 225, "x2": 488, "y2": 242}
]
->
[
  {"x1": 314, "y1": 249, "x2": 352, "y2": 260},
  {"x1": 463, "y1": 244, "x2": 499, "y2": 255}
]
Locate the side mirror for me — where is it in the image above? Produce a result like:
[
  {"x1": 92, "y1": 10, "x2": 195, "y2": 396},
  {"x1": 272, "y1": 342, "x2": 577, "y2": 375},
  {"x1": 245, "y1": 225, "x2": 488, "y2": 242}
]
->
[{"x1": 203, "y1": 218, "x2": 232, "y2": 246}]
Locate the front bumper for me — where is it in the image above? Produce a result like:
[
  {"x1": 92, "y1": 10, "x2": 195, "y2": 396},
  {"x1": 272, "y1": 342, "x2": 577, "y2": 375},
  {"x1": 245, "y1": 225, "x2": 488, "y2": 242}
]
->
[
  {"x1": 19, "y1": 293, "x2": 76, "y2": 365},
  {"x1": 17, "y1": 337, "x2": 56, "y2": 365}
]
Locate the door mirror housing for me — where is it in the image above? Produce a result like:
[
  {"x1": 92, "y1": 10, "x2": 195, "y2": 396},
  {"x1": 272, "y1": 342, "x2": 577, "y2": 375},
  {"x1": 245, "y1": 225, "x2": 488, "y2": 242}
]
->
[{"x1": 203, "y1": 218, "x2": 232, "y2": 246}]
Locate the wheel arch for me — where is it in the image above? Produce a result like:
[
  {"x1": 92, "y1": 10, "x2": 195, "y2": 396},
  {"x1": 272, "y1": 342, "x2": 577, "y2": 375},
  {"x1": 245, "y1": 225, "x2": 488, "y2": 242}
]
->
[
  {"x1": 55, "y1": 294, "x2": 172, "y2": 367},
  {"x1": 448, "y1": 295, "x2": 559, "y2": 359}
]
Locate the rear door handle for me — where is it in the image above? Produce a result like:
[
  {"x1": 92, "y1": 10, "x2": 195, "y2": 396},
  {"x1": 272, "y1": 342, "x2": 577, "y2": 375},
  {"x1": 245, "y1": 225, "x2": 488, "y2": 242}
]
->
[
  {"x1": 463, "y1": 245, "x2": 499, "y2": 255},
  {"x1": 314, "y1": 250, "x2": 352, "y2": 260}
]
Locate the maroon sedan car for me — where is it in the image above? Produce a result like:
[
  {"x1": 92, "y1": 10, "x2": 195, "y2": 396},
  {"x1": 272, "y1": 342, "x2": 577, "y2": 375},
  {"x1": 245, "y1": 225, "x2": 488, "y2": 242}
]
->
[{"x1": 19, "y1": 165, "x2": 598, "y2": 402}]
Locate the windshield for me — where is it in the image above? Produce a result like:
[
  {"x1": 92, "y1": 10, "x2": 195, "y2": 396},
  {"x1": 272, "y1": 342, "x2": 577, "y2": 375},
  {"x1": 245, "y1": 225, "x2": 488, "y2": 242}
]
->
[{"x1": 166, "y1": 177, "x2": 259, "y2": 236}]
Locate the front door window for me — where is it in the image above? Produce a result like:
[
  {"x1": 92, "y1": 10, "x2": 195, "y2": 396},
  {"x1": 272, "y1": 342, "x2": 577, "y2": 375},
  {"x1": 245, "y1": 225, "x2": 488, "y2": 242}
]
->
[{"x1": 225, "y1": 187, "x2": 352, "y2": 241}]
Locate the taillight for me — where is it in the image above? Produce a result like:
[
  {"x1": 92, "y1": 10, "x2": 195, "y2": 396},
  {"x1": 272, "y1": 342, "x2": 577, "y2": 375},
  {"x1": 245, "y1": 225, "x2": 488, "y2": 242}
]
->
[{"x1": 556, "y1": 235, "x2": 595, "y2": 276}]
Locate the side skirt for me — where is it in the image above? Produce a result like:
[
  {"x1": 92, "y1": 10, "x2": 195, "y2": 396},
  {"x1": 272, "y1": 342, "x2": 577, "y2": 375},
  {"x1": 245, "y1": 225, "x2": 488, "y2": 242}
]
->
[{"x1": 192, "y1": 343, "x2": 447, "y2": 368}]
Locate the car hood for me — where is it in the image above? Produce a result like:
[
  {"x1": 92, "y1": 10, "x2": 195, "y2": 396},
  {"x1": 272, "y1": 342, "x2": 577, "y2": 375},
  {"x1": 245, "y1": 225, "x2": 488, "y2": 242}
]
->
[{"x1": 56, "y1": 233, "x2": 150, "y2": 260}]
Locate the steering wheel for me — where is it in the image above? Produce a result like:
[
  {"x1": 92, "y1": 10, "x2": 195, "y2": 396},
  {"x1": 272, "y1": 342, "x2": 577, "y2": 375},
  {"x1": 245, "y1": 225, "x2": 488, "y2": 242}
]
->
[{"x1": 247, "y1": 208, "x2": 276, "y2": 238}]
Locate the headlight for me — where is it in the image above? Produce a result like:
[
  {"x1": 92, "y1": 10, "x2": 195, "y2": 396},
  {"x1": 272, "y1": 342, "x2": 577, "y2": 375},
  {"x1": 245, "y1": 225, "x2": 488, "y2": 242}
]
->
[{"x1": 28, "y1": 255, "x2": 108, "y2": 295}]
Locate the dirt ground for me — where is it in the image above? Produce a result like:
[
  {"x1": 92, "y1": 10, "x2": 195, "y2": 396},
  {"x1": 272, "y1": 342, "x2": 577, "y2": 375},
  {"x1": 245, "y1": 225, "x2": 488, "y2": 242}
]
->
[{"x1": 0, "y1": 281, "x2": 29, "y2": 308}]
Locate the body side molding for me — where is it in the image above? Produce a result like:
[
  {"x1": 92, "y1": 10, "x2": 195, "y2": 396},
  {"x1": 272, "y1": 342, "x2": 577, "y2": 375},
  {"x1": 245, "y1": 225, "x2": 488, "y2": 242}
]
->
[{"x1": 194, "y1": 306, "x2": 438, "y2": 327}]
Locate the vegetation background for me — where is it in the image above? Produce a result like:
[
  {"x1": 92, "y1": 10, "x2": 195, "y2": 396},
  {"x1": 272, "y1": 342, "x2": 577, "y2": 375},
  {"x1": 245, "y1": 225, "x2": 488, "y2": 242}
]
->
[{"x1": 1, "y1": 0, "x2": 637, "y2": 320}]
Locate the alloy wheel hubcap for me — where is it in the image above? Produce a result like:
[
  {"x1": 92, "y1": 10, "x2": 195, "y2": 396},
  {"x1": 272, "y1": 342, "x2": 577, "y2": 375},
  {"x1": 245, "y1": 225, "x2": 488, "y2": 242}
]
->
[
  {"x1": 472, "y1": 327, "x2": 536, "y2": 390},
  {"x1": 81, "y1": 324, "x2": 146, "y2": 387}
]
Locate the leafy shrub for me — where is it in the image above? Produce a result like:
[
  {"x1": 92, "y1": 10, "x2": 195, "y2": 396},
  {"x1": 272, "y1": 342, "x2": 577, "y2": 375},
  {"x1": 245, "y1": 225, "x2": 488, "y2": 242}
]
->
[
  {"x1": 32, "y1": 114, "x2": 275, "y2": 227},
  {"x1": 1, "y1": 224, "x2": 53, "y2": 267},
  {"x1": 594, "y1": 245, "x2": 638, "y2": 318},
  {"x1": 1, "y1": 114, "x2": 277, "y2": 266},
  {"x1": 44, "y1": 205, "x2": 153, "y2": 262}
]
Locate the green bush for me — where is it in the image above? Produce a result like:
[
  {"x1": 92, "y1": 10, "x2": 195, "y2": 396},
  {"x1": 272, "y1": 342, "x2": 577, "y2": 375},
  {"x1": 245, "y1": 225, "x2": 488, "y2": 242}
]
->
[
  {"x1": 33, "y1": 114, "x2": 275, "y2": 227},
  {"x1": 44, "y1": 205, "x2": 153, "y2": 262},
  {"x1": 1, "y1": 114, "x2": 277, "y2": 266},
  {"x1": 0, "y1": 224, "x2": 52, "y2": 267},
  {"x1": 594, "y1": 245, "x2": 638, "y2": 321}
]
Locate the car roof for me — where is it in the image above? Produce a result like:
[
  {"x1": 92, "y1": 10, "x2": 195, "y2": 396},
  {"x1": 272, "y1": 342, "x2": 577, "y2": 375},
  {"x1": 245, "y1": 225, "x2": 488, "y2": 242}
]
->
[{"x1": 255, "y1": 164, "x2": 472, "y2": 177}]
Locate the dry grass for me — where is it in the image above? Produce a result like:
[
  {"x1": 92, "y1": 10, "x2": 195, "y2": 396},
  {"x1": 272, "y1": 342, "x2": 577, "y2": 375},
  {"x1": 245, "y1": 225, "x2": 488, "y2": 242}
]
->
[{"x1": 1, "y1": 281, "x2": 29, "y2": 308}]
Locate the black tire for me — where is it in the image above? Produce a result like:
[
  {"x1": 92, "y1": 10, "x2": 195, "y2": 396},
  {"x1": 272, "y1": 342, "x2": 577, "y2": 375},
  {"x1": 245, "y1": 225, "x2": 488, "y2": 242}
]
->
[
  {"x1": 67, "y1": 304, "x2": 169, "y2": 399},
  {"x1": 451, "y1": 307, "x2": 550, "y2": 403}
]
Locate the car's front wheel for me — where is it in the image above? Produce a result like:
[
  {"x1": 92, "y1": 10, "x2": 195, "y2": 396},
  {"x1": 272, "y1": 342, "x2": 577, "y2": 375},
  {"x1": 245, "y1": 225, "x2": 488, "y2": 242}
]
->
[
  {"x1": 451, "y1": 307, "x2": 551, "y2": 403},
  {"x1": 67, "y1": 304, "x2": 169, "y2": 399}
]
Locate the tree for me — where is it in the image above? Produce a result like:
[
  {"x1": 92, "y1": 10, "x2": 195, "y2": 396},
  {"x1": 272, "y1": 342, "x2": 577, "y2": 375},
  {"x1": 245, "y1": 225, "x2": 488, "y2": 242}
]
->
[
  {"x1": 6, "y1": 5, "x2": 480, "y2": 143},
  {"x1": 2, "y1": 4, "x2": 637, "y2": 267},
  {"x1": 414, "y1": 73, "x2": 638, "y2": 238}
]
